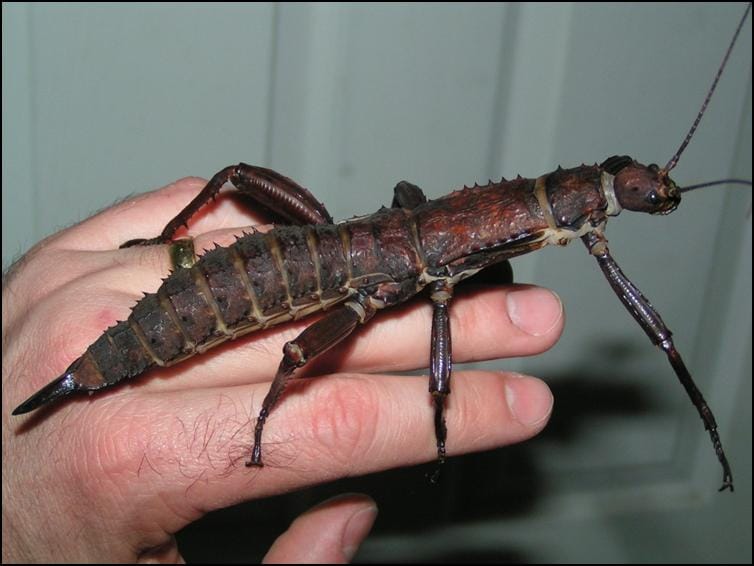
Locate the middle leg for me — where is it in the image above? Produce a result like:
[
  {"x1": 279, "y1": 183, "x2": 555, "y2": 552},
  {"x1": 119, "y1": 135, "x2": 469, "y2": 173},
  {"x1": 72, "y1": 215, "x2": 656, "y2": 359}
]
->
[{"x1": 428, "y1": 279, "x2": 454, "y2": 463}]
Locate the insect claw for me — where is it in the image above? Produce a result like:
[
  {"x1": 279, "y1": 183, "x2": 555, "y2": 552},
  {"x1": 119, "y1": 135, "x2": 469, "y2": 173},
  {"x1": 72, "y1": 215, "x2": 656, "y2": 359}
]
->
[
  {"x1": 718, "y1": 471, "x2": 734, "y2": 492},
  {"x1": 12, "y1": 372, "x2": 79, "y2": 415},
  {"x1": 120, "y1": 238, "x2": 148, "y2": 248},
  {"x1": 121, "y1": 236, "x2": 171, "y2": 248}
]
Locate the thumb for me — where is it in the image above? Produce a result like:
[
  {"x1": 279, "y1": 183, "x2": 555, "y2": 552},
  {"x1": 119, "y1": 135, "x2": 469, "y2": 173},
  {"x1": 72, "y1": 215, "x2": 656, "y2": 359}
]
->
[{"x1": 263, "y1": 494, "x2": 378, "y2": 564}]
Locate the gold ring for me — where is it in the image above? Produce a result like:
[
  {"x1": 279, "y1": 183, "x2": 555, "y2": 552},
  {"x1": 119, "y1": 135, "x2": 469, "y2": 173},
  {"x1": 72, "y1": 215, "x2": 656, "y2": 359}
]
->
[{"x1": 169, "y1": 238, "x2": 197, "y2": 270}]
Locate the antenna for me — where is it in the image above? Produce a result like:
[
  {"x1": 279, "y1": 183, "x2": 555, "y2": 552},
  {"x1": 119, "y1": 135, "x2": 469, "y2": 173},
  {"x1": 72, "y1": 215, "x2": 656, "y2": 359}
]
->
[{"x1": 663, "y1": 3, "x2": 751, "y2": 174}]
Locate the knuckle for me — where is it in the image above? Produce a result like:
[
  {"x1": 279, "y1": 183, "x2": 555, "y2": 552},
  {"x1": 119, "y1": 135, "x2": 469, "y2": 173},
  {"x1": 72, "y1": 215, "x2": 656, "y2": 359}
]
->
[
  {"x1": 452, "y1": 292, "x2": 498, "y2": 343},
  {"x1": 303, "y1": 376, "x2": 380, "y2": 468},
  {"x1": 64, "y1": 401, "x2": 154, "y2": 503},
  {"x1": 145, "y1": 176, "x2": 207, "y2": 201},
  {"x1": 171, "y1": 176, "x2": 208, "y2": 190},
  {"x1": 83, "y1": 400, "x2": 154, "y2": 477},
  {"x1": 4, "y1": 246, "x2": 70, "y2": 311}
]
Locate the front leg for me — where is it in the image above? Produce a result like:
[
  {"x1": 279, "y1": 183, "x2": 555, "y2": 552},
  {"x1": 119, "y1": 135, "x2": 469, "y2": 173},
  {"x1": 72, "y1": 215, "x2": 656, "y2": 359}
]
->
[{"x1": 582, "y1": 231, "x2": 733, "y2": 491}]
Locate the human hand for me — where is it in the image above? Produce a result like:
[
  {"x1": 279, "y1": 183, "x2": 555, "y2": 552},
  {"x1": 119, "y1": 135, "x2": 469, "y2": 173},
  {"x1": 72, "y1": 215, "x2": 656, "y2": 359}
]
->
[{"x1": 2, "y1": 176, "x2": 563, "y2": 563}]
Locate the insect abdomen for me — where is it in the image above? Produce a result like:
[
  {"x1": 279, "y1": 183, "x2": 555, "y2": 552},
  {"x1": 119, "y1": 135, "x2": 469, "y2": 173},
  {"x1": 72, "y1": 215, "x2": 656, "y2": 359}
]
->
[{"x1": 75, "y1": 225, "x2": 360, "y2": 391}]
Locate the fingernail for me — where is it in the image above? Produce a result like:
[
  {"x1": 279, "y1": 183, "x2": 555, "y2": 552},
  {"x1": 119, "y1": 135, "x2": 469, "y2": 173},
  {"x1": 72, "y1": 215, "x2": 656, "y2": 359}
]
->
[
  {"x1": 507, "y1": 287, "x2": 563, "y2": 336},
  {"x1": 505, "y1": 374, "x2": 554, "y2": 427},
  {"x1": 342, "y1": 503, "x2": 378, "y2": 561}
]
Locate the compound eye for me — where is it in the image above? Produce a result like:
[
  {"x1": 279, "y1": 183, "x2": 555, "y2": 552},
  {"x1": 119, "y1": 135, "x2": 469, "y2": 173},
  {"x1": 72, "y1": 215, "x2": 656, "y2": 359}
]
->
[
  {"x1": 648, "y1": 163, "x2": 660, "y2": 172},
  {"x1": 646, "y1": 191, "x2": 660, "y2": 205}
]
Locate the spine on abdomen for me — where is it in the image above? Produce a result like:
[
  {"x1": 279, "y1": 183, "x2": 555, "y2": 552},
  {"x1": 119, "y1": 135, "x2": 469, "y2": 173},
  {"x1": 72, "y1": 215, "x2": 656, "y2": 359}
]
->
[{"x1": 75, "y1": 226, "x2": 353, "y2": 391}]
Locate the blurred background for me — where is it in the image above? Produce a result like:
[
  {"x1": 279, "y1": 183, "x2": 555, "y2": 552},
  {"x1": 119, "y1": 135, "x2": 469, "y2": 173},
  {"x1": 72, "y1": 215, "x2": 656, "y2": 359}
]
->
[{"x1": 3, "y1": 2, "x2": 751, "y2": 562}]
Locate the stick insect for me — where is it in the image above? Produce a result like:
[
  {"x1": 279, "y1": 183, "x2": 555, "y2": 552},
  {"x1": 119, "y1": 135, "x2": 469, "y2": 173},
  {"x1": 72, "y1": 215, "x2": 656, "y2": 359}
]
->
[{"x1": 7, "y1": 2, "x2": 752, "y2": 510}]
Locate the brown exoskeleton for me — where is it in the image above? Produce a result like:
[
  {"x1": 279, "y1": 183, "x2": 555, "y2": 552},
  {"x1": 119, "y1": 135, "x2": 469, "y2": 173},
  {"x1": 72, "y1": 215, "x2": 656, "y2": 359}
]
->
[{"x1": 13, "y1": 4, "x2": 751, "y2": 495}]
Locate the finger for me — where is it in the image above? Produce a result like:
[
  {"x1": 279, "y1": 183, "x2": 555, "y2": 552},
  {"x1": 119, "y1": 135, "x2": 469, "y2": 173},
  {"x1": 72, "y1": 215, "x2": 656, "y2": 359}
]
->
[
  {"x1": 14, "y1": 281, "x2": 562, "y2": 400},
  {"x1": 84, "y1": 370, "x2": 552, "y2": 523},
  {"x1": 3, "y1": 213, "x2": 267, "y2": 323},
  {"x1": 263, "y1": 494, "x2": 377, "y2": 564},
  {"x1": 116, "y1": 224, "x2": 274, "y2": 282},
  {"x1": 141, "y1": 283, "x2": 563, "y2": 390}
]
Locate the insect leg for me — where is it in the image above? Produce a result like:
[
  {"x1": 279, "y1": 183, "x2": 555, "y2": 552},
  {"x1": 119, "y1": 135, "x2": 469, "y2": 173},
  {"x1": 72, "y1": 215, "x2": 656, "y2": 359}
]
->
[
  {"x1": 428, "y1": 280, "x2": 454, "y2": 463},
  {"x1": 391, "y1": 180, "x2": 428, "y2": 210},
  {"x1": 248, "y1": 298, "x2": 375, "y2": 467},
  {"x1": 582, "y1": 232, "x2": 733, "y2": 492},
  {"x1": 122, "y1": 163, "x2": 332, "y2": 247}
]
